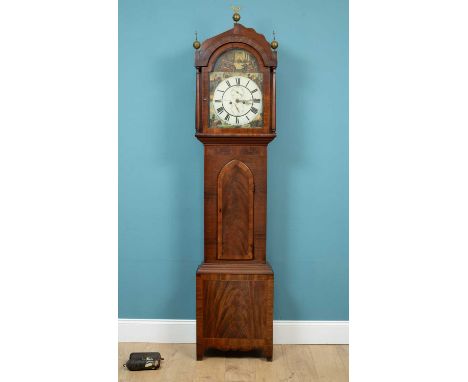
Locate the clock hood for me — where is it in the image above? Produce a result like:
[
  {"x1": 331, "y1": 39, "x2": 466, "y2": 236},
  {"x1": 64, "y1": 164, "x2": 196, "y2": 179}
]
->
[{"x1": 195, "y1": 23, "x2": 277, "y2": 69}]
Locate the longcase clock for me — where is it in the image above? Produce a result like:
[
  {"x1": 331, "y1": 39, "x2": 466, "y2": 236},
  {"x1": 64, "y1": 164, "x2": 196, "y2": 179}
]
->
[{"x1": 193, "y1": 13, "x2": 278, "y2": 361}]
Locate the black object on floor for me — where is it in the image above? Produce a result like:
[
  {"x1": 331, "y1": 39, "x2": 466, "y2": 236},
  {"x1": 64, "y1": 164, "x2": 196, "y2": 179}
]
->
[{"x1": 123, "y1": 352, "x2": 164, "y2": 371}]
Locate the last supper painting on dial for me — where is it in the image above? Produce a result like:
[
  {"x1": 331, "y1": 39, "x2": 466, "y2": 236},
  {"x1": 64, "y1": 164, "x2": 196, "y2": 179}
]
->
[{"x1": 209, "y1": 49, "x2": 264, "y2": 128}]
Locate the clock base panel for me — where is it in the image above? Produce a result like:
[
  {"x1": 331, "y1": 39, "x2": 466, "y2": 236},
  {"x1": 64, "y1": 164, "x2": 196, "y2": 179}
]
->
[{"x1": 196, "y1": 262, "x2": 273, "y2": 361}]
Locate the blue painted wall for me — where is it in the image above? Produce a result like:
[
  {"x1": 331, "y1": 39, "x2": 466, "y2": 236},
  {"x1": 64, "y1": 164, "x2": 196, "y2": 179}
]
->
[{"x1": 119, "y1": 0, "x2": 348, "y2": 320}]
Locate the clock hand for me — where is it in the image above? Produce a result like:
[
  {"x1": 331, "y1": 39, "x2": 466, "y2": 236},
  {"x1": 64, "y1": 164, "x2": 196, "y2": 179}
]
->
[{"x1": 238, "y1": 99, "x2": 253, "y2": 105}]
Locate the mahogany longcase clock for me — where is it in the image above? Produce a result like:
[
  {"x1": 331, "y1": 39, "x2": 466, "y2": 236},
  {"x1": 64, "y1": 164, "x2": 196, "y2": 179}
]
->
[{"x1": 194, "y1": 14, "x2": 278, "y2": 361}]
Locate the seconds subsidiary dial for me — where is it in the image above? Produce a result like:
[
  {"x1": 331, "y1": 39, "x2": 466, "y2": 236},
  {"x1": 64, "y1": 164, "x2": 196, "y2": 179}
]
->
[{"x1": 212, "y1": 76, "x2": 262, "y2": 126}]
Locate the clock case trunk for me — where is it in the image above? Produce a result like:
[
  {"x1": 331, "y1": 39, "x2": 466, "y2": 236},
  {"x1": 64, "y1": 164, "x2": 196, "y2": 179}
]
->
[{"x1": 194, "y1": 23, "x2": 277, "y2": 361}]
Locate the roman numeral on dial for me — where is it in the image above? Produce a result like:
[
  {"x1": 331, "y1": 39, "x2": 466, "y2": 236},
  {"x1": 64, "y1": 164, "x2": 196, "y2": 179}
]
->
[
  {"x1": 250, "y1": 107, "x2": 258, "y2": 114},
  {"x1": 225, "y1": 80, "x2": 231, "y2": 87},
  {"x1": 225, "y1": 114, "x2": 230, "y2": 121},
  {"x1": 235, "y1": 78, "x2": 240, "y2": 85},
  {"x1": 217, "y1": 106, "x2": 224, "y2": 114},
  {"x1": 251, "y1": 89, "x2": 258, "y2": 94},
  {"x1": 235, "y1": 117, "x2": 239, "y2": 124},
  {"x1": 253, "y1": 98, "x2": 260, "y2": 103}
]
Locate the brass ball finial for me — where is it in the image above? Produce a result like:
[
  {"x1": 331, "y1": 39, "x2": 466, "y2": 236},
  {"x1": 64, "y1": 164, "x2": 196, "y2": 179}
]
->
[
  {"x1": 231, "y1": 6, "x2": 241, "y2": 23},
  {"x1": 271, "y1": 30, "x2": 278, "y2": 50},
  {"x1": 193, "y1": 31, "x2": 200, "y2": 50}
]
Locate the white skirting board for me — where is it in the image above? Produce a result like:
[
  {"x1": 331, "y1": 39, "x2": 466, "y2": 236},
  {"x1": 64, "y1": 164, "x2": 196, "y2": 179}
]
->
[{"x1": 118, "y1": 319, "x2": 349, "y2": 344}]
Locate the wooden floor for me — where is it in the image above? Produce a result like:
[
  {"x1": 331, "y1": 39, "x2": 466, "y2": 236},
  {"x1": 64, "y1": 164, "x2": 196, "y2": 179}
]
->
[{"x1": 119, "y1": 343, "x2": 348, "y2": 382}]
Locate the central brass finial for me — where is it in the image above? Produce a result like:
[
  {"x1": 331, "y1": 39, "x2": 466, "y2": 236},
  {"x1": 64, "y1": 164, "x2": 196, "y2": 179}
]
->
[{"x1": 231, "y1": 5, "x2": 241, "y2": 23}]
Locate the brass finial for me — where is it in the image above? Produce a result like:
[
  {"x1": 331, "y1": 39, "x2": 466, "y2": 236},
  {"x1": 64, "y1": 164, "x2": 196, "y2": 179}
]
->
[
  {"x1": 193, "y1": 31, "x2": 200, "y2": 50},
  {"x1": 271, "y1": 30, "x2": 278, "y2": 50},
  {"x1": 231, "y1": 6, "x2": 241, "y2": 23}
]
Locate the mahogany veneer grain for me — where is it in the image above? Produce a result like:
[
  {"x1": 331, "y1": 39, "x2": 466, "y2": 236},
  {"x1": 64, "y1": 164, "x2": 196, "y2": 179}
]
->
[{"x1": 194, "y1": 22, "x2": 277, "y2": 362}]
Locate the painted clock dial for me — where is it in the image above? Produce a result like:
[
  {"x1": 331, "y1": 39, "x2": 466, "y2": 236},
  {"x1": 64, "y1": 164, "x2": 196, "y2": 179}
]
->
[
  {"x1": 212, "y1": 76, "x2": 262, "y2": 126},
  {"x1": 209, "y1": 49, "x2": 263, "y2": 128}
]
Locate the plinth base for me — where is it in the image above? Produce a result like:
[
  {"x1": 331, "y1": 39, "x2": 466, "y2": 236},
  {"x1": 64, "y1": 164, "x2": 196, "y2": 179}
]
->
[{"x1": 196, "y1": 262, "x2": 273, "y2": 361}]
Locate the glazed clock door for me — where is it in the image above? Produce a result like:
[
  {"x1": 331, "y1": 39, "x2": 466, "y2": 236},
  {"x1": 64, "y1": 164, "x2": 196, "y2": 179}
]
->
[{"x1": 208, "y1": 48, "x2": 267, "y2": 130}]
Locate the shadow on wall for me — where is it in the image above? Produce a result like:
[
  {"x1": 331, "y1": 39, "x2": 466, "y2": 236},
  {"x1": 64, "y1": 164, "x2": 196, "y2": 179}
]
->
[
  {"x1": 152, "y1": 47, "x2": 203, "y2": 318},
  {"x1": 269, "y1": 45, "x2": 314, "y2": 320}
]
